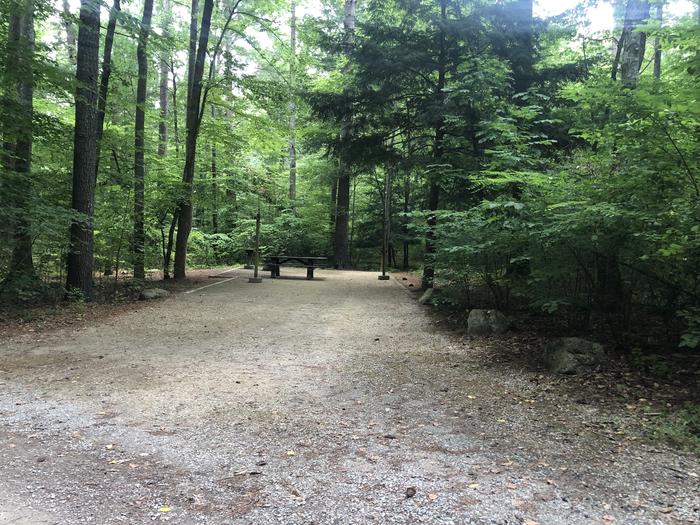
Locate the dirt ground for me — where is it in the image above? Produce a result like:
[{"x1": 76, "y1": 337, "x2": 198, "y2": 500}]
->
[{"x1": 0, "y1": 269, "x2": 698, "y2": 524}]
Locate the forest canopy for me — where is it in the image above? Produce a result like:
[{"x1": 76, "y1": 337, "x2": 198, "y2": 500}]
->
[{"x1": 1, "y1": 0, "x2": 699, "y2": 349}]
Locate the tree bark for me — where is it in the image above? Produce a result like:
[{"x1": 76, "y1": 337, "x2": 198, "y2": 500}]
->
[
  {"x1": 61, "y1": 0, "x2": 76, "y2": 64},
  {"x1": 422, "y1": 0, "x2": 447, "y2": 289},
  {"x1": 211, "y1": 105, "x2": 218, "y2": 233},
  {"x1": 66, "y1": 0, "x2": 101, "y2": 298},
  {"x1": 620, "y1": 0, "x2": 650, "y2": 87},
  {"x1": 174, "y1": 0, "x2": 215, "y2": 280},
  {"x1": 403, "y1": 171, "x2": 410, "y2": 270},
  {"x1": 653, "y1": 3, "x2": 662, "y2": 81},
  {"x1": 333, "y1": 0, "x2": 356, "y2": 269},
  {"x1": 511, "y1": 0, "x2": 533, "y2": 95},
  {"x1": 133, "y1": 0, "x2": 154, "y2": 281},
  {"x1": 2, "y1": 0, "x2": 36, "y2": 284},
  {"x1": 95, "y1": 0, "x2": 121, "y2": 178},
  {"x1": 171, "y1": 66, "x2": 180, "y2": 159},
  {"x1": 288, "y1": 0, "x2": 297, "y2": 201},
  {"x1": 158, "y1": 0, "x2": 171, "y2": 157},
  {"x1": 330, "y1": 176, "x2": 338, "y2": 252}
]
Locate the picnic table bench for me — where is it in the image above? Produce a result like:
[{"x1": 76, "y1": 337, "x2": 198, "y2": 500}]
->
[{"x1": 264, "y1": 255, "x2": 328, "y2": 280}]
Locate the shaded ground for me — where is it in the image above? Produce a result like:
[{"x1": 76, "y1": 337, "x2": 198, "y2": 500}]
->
[{"x1": 0, "y1": 269, "x2": 698, "y2": 524}]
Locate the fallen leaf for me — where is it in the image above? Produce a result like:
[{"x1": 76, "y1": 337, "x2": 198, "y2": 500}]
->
[
  {"x1": 524, "y1": 520, "x2": 539, "y2": 525},
  {"x1": 286, "y1": 450, "x2": 296, "y2": 456},
  {"x1": 468, "y1": 483, "x2": 480, "y2": 489},
  {"x1": 158, "y1": 506, "x2": 171, "y2": 513},
  {"x1": 602, "y1": 514, "x2": 615, "y2": 522},
  {"x1": 428, "y1": 493, "x2": 438, "y2": 501}
]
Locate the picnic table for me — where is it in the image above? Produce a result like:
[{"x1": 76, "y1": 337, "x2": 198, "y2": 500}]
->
[{"x1": 264, "y1": 255, "x2": 328, "y2": 280}]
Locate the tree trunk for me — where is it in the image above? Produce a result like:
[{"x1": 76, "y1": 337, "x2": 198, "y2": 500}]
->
[
  {"x1": 171, "y1": 66, "x2": 180, "y2": 159},
  {"x1": 288, "y1": 0, "x2": 297, "y2": 201},
  {"x1": 422, "y1": 0, "x2": 447, "y2": 289},
  {"x1": 511, "y1": 0, "x2": 533, "y2": 95},
  {"x1": 653, "y1": 3, "x2": 662, "y2": 81},
  {"x1": 211, "y1": 103, "x2": 218, "y2": 233},
  {"x1": 158, "y1": 0, "x2": 171, "y2": 157},
  {"x1": 163, "y1": 209, "x2": 178, "y2": 279},
  {"x1": 133, "y1": 0, "x2": 154, "y2": 281},
  {"x1": 95, "y1": 0, "x2": 121, "y2": 178},
  {"x1": 174, "y1": 0, "x2": 214, "y2": 280},
  {"x1": 620, "y1": 0, "x2": 650, "y2": 87},
  {"x1": 403, "y1": 171, "x2": 410, "y2": 270},
  {"x1": 61, "y1": 0, "x2": 76, "y2": 64},
  {"x1": 66, "y1": 0, "x2": 101, "y2": 298},
  {"x1": 330, "y1": 176, "x2": 338, "y2": 252},
  {"x1": 333, "y1": 0, "x2": 356, "y2": 269},
  {"x1": 2, "y1": 0, "x2": 36, "y2": 285}
]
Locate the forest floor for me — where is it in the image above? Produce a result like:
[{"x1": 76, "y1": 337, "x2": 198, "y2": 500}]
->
[{"x1": 0, "y1": 269, "x2": 698, "y2": 524}]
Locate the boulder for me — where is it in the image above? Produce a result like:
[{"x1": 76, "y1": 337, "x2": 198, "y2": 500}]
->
[
  {"x1": 139, "y1": 288, "x2": 170, "y2": 300},
  {"x1": 467, "y1": 309, "x2": 510, "y2": 335},
  {"x1": 544, "y1": 337, "x2": 605, "y2": 374}
]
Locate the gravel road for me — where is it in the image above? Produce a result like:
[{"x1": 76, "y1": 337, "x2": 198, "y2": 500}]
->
[{"x1": 1, "y1": 269, "x2": 698, "y2": 524}]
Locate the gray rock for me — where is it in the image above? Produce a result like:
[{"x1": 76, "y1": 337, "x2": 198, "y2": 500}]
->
[
  {"x1": 467, "y1": 309, "x2": 510, "y2": 335},
  {"x1": 417, "y1": 288, "x2": 434, "y2": 305},
  {"x1": 139, "y1": 288, "x2": 170, "y2": 300},
  {"x1": 544, "y1": 337, "x2": 605, "y2": 374}
]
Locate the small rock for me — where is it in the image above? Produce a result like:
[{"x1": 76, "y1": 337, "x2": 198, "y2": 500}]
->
[
  {"x1": 467, "y1": 309, "x2": 510, "y2": 335},
  {"x1": 139, "y1": 288, "x2": 170, "y2": 300},
  {"x1": 405, "y1": 487, "x2": 416, "y2": 498},
  {"x1": 543, "y1": 337, "x2": 605, "y2": 374}
]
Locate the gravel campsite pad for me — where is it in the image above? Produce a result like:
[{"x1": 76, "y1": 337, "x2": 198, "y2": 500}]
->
[{"x1": 1, "y1": 269, "x2": 698, "y2": 524}]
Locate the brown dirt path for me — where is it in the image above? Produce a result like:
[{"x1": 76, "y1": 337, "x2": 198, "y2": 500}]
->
[{"x1": 0, "y1": 269, "x2": 698, "y2": 524}]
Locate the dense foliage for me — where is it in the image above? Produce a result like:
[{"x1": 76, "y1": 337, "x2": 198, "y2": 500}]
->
[{"x1": 0, "y1": 0, "x2": 698, "y2": 348}]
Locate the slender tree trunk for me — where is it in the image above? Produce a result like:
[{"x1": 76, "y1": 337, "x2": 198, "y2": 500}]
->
[
  {"x1": 171, "y1": 66, "x2": 180, "y2": 159},
  {"x1": 612, "y1": 30, "x2": 626, "y2": 80},
  {"x1": 163, "y1": 209, "x2": 178, "y2": 279},
  {"x1": 349, "y1": 176, "x2": 358, "y2": 265},
  {"x1": 653, "y1": 3, "x2": 662, "y2": 81},
  {"x1": 422, "y1": 0, "x2": 447, "y2": 289},
  {"x1": 333, "y1": 0, "x2": 356, "y2": 269},
  {"x1": 511, "y1": 0, "x2": 533, "y2": 95},
  {"x1": 2, "y1": 0, "x2": 35, "y2": 285},
  {"x1": 95, "y1": 0, "x2": 121, "y2": 178},
  {"x1": 61, "y1": 0, "x2": 76, "y2": 64},
  {"x1": 620, "y1": 0, "x2": 650, "y2": 87},
  {"x1": 330, "y1": 176, "x2": 338, "y2": 252},
  {"x1": 158, "y1": 0, "x2": 171, "y2": 157},
  {"x1": 211, "y1": 105, "x2": 218, "y2": 233},
  {"x1": 288, "y1": 0, "x2": 297, "y2": 201},
  {"x1": 403, "y1": 171, "x2": 410, "y2": 270},
  {"x1": 133, "y1": 0, "x2": 154, "y2": 281},
  {"x1": 174, "y1": 0, "x2": 215, "y2": 280},
  {"x1": 66, "y1": 0, "x2": 101, "y2": 298}
]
